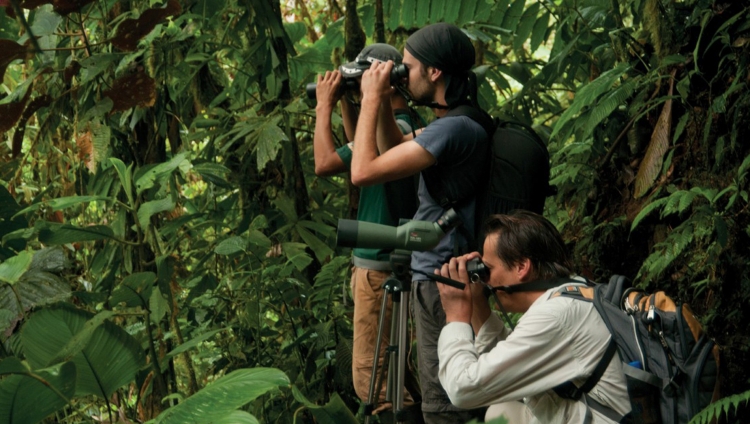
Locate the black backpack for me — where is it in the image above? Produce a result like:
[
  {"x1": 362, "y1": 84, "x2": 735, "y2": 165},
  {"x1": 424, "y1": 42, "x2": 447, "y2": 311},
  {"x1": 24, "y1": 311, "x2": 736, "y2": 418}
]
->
[
  {"x1": 421, "y1": 105, "x2": 552, "y2": 250},
  {"x1": 553, "y1": 276, "x2": 721, "y2": 423}
]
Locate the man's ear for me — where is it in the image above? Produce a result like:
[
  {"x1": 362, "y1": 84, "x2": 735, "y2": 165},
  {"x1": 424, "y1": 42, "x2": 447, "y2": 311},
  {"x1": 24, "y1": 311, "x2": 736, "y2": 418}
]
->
[
  {"x1": 516, "y1": 258, "x2": 532, "y2": 281},
  {"x1": 428, "y1": 66, "x2": 442, "y2": 83}
]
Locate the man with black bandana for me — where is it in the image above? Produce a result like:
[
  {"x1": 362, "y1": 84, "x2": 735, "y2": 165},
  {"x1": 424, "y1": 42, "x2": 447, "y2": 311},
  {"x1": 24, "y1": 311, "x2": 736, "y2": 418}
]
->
[{"x1": 351, "y1": 23, "x2": 489, "y2": 423}]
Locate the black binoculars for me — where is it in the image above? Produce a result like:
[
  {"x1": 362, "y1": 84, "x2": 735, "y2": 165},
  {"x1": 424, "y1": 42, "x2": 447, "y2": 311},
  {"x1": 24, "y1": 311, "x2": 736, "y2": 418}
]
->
[{"x1": 306, "y1": 64, "x2": 408, "y2": 99}]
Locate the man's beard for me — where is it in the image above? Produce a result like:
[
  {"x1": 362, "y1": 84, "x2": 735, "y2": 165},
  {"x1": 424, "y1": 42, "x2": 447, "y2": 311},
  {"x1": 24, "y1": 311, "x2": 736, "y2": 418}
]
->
[{"x1": 408, "y1": 81, "x2": 435, "y2": 105}]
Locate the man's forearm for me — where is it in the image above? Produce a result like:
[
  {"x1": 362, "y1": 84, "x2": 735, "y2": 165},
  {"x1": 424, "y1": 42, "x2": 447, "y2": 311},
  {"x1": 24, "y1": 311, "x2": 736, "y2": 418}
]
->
[
  {"x1": 471, "y1": 298, "x2": 492, "y2": 334},
  {"x1": 376, "y1": 99, "x2": 403, "y2": 153},
  {"x1": 313, "y1": 104, "x2": 344, "y2": 176},
  {"x1": 351, "y1": 95, "x2": 381, "y2": 184},
  {"x1": 340, "y1": 99, "x2": 358, "y2": 142}
]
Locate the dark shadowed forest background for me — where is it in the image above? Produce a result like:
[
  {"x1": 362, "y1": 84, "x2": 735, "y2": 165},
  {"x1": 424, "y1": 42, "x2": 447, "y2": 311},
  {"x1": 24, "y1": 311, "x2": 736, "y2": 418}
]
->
[{"x1": 1, "y1": 0, "x2": 750, "y2": 422}]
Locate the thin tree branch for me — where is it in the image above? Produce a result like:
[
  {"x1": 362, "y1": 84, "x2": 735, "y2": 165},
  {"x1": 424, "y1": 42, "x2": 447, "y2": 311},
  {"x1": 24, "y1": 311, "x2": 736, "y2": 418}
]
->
[{"x1": 9, "y1": 0, "x2": 42, "y2": 54}]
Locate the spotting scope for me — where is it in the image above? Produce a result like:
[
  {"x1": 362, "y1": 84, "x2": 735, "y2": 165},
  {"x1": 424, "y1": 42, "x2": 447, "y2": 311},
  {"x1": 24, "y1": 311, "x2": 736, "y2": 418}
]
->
[{"x1": 336, "y1": 209, "x2": 461, "y2": 251}]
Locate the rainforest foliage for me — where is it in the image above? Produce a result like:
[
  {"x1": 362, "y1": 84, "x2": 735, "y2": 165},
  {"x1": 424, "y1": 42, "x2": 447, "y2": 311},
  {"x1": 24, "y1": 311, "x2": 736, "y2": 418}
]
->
[{"x1": 1, "y1": 0, "x2": 750, "y2": 422}]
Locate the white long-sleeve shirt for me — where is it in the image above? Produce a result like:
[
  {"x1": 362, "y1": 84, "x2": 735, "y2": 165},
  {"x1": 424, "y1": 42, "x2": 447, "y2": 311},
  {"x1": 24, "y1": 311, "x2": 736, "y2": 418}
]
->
[{"x1": 438, "y1": 285, "x2": 631, "y2": 423}]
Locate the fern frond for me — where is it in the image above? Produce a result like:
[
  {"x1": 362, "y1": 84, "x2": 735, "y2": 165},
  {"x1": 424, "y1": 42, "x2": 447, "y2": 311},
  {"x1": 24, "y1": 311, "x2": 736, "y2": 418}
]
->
[
  {"x1": 662, "y1": 191, "x2": 686, "y2": 217},
  {"x1": 690, "y1": 389, "x2": 750, "y2": 424},
  {"x1": 582, "y1": 79, "x2": 637, "y2": 139},
  {"x1": 631, "y1": 197, "x2": 669, "y2": 231},
  {"x1": 550, "y1": 63, "x2": 631, "y2": 139}
]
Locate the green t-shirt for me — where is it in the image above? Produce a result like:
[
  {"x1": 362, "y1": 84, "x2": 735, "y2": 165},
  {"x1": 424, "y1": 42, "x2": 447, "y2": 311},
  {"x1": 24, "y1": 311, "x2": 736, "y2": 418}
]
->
[{"x1": 336, "y1": 112, "x2": 420, "y2": 262}]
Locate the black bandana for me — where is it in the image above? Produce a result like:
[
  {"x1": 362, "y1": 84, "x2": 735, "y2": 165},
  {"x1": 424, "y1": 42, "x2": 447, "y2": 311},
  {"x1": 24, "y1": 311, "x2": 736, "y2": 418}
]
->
[{"x1": 405, "y1": 23, "x2": 476, "y2": 107}]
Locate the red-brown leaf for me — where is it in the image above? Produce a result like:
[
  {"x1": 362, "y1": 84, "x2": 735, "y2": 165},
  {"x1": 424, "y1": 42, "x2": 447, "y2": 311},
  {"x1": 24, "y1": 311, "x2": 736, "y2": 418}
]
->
[
  {"x1": 0, "y1": 39, "x2": 29, "y2": 82},
  {"x1": 19, "y1": 0, "x2": 52, "y2": 9},
  {"x1": 52, "y1": 0, "x2": 94, "y2": 15},
  {"x1": 103, "y1": 72, "x2": 157, "y2": 112},
  {"x1": 111, "y1": 0, "x2": 182, "y2": 51},
  {"x1": 634, "y1": 73, "x2": 676, "y2": 198},
  {"x1": 10, "y1": 94, "x2": 52, "y2": 158},
  {"x1": 0, "y1": 87, "x2": 32, "y2": 135},
  {"x1": 76, "y1": 130, "x2": 94, "y2": 171},
  {"x1": 63, "y1": 60, "x2": 81, "y2": 83}
]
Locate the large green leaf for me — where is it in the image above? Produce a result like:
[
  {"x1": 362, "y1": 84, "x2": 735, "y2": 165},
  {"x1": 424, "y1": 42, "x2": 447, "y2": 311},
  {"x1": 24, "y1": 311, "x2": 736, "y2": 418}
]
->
[
  {"x1": 135, "y1": 152, "x2": 190, "y2": 194},
  {"x1": 0, "y1": 249, "x2": 70, "y2": 332},
  {"x1": 20, "y1": 304, "x2": 145, "y2": 398},
  {"x1": 215, "y1": 236, "x2": 247, "y2": 255},
  {"x1": 37, "y1": 223, "x2": 116, "y2": 245},
  {"x1": 255, "y1": 120, "x2": 286, "y2": 172},
  {"x1": 501, "y1": 0, "x2": 526, "y2": 33},
  {"x1": 110, "y1": 158, "x2": 135, "y2": 207},
  {"x1": 0, "y1": 359, "x2": 76, "y2": 424},
  {"x1": 13, "y1": 196, "x2": 111, "y2": 218},
  {"x1": 429, "y1": 0, "x2": 446, "y2": 24},
  {"x1": 137, "y1": 197, "x2": 176, "y2": 229},
  {"x1": 211, "y1": 411, "x2": 260, "y2": 424},
  {"x1": 0, "y1": 250, "x2": 33, "y2": 285},
  {"x1": 110, "y1": 272, "x2": 156, "y2": 307},
  {"x1": 550, "y1": 63, "x2": 631, "y2": 139},
  {"x1": 291, "y1": 386, "x2": 358, "y2": 424},
  {"x1": 155, "y1": 368, "x2": 289, "y2": 424},
  {"x1": 401, "y1": 0, "x2": 416, "y2": 28},
  {"x1": 415, "y1": 0, "x2": 431, "y2": 27},
  {"x1": 513, "y1": 2, "x2": 540, "y2": 52},
  {"x1": 166, "y1": 328, "x2": 228, "y2": 358},
  {"x1": 529, "y1": 12, "x2": 550, "y2": 53}
]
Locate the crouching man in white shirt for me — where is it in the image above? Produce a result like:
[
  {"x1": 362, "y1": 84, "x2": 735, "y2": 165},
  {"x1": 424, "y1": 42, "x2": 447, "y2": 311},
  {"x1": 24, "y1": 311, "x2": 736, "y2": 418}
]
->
[{"x1": 435, "y1": 211, "x2": 631, "y2": 423}]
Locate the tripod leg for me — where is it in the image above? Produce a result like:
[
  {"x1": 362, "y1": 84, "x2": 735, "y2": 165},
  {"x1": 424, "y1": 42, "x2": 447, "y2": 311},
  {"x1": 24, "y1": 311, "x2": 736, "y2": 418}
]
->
[
  {"x1": 394, "y1": 291, "x2": 410, "y2": 423},
  {"x1": 364, "y1": 282, "x2": 392, "y2": 423},
  {"x1": 385, "y1": 289, "x2": 402, "y2": 406}
]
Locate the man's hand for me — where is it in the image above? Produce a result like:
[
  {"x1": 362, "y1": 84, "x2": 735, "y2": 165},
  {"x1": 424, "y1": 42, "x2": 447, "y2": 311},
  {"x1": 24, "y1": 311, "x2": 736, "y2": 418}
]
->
[
  {"x1": 315, "y1": 71, "x2": 343, "y2": 111},
  {"x1": 436, "y1": 252, "x2": 483, "y2": 324},
  {"x1": 360, "y1": 60, "x2": 394, "y2": 104}
]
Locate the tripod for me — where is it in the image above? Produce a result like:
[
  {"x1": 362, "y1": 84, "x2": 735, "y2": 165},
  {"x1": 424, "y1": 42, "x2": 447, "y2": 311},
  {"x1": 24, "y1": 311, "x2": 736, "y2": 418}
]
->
[{"x1": 363, "y1": 249, "x2": 416, "y2": 424}]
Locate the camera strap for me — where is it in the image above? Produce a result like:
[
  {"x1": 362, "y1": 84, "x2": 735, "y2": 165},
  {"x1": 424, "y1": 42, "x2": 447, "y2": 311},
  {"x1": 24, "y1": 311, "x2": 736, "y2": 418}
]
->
[{"x1": 489, "y1": 278, "x2": 589, "y2": 294}]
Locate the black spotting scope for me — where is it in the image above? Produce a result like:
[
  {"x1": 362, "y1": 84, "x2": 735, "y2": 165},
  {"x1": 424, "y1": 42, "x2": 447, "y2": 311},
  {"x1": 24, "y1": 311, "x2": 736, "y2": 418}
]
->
[
  {"x1": 306, "y1": 64, "x2": 409, "y2": 100},
  {"x1": 336, "y1": 208, "x2": 461, "y2": 252}
]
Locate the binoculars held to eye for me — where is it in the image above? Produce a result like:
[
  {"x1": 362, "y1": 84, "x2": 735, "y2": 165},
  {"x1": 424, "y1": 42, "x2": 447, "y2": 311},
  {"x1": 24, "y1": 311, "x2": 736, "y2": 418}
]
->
[{"x1": 306, "y1": 64, "x2": 408, "y2": 99}]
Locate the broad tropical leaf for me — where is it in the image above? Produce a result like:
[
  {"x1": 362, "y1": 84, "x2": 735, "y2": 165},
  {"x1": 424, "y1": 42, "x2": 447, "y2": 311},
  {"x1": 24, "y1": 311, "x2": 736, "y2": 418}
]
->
[
  {"x1": 155, "y1": 368, "x2": 289, "y2": 424},
  {"x1": 20, "y1": 304, "x2": 145, "y2": 398},
  {"x1": 37, "y1": 223, "x2": 116, "y2": 245},
  {"x1": 0, "y1": 250, "x2": 33, "y2": 285},
  {"x1": 0, "y1": 359, "x2": 76, "y2": 424},
  {"x1": 291, "y1": 386, "x2": 358, "y2": 424},
  {"x1": 110, "y1": 272, "x2": 156, "y2": 307}
]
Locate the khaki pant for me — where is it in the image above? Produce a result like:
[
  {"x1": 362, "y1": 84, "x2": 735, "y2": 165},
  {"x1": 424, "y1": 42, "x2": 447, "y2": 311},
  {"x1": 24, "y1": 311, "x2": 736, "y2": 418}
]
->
[{"x1": 351, "y1": 266, "x2": 415, "y2": 412}]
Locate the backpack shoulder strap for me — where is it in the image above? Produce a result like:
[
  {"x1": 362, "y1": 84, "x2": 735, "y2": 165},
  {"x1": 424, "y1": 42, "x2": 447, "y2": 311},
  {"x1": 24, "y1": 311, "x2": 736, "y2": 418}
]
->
[
  {"x1": 422, "y1": 104, "x2": 493, "y2": 210},
  {"x1": 443, "y1": 104, "x2": 496, "y2": 136}
]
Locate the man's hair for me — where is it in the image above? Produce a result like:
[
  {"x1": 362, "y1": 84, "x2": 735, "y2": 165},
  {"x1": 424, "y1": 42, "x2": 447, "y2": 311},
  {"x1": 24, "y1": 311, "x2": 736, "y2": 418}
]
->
[{"x1": 482, "y1": 211, "x2": 573, "y2": 281}]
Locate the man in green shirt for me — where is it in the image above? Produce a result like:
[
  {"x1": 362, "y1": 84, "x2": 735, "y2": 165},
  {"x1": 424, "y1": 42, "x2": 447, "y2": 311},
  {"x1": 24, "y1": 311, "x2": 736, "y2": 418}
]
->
[{"x1": 313, "y1": 44, "x2": 422, "y2": 418}]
